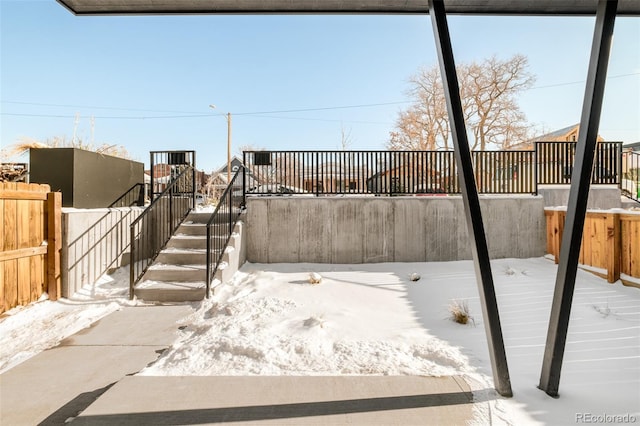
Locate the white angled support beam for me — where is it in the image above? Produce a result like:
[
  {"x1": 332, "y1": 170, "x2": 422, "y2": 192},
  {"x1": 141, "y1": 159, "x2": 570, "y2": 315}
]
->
[
  {"x1": 539, "y1": 0, "x2": 617, "y2": 398},
  {"x1": 428, "y1": 0, "x2": 512, "y2": 398}
]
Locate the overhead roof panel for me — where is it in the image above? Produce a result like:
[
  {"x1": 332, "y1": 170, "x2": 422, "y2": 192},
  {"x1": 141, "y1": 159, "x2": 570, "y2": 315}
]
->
[{"x1": 56, "y1": 0, "x2": 640, "y2": 16}]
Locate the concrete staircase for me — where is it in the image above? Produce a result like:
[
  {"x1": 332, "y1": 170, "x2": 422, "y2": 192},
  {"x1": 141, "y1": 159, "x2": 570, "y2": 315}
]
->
[{"x1": 133, "y1": 211, "x2": 245, "y2": 303}]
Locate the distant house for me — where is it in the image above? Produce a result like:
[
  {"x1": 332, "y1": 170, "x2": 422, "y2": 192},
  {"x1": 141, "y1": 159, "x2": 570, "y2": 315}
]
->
[
  {"x1": 623, "y1": 141, "x2": 640, "y2": 152},
  {"x1": 366, "y1": 161, "x2": 442, "y2": 194},
  {"x1": 622, "y1": 143, "x2": 640, "y2": 198},
  {"x1": 207, "y1": 156, "x2": 259, "y2": 198},
  {"x1": 507, "y1": 124, "x2": 604, "y2": 151},
  {"x1": 507, "y1": 124, "x2": 622, "y2": 183},
  {"x1": 145, "y1": 163, "x2": 209, "y2": 197},
  {"x1": 215, "y1": 156, "x2": 245, "y2": 178},
  {"x1": 302, "y1": 162, "x2": 371, "y2": 193}
]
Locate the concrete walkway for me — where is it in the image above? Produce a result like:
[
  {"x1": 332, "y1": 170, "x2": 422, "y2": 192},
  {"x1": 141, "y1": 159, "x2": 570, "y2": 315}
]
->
[
  {"x1": 1, "y1": 305, "x2": 477, "y2": 426},
  {"x1": 73, "y1": 376, "x2": 474, "y2": 425},
  {"x1": 0, "y1": 305, "x2": 195, "y2": 426}
]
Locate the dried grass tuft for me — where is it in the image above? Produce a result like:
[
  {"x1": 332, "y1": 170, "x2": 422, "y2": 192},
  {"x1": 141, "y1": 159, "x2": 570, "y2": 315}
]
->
[
  {"x1": 1, "y1": 136, "x2": 132, "y2": 162},
  {"x1": 448, "y1": 299, "x2": 474, "y2": 325}
]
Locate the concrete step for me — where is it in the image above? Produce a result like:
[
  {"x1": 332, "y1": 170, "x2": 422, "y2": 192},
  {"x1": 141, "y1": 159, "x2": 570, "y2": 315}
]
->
[
  {"x1": 134, "y1": 280, "x2": 206, "y2": 302},
  {"x1": 166, "y1": 235, "x2": 208, "y2": 250},
  {"x1": 155, "y1": 248, "x2": 208, "y2": 265},
  {"x1": 175, "y1": 222, "x2": 228, "y2": 236},
  {"x1": 184, "y1": 209, "x2": 243, "y2": 225},
  {"x1": 175, "y1": 223, "x2": 208, "y2": 236},
  {"x1": 183, "y1": 212, "x2": 214, "y2": 224},
  {"x1": 141, "y1": 264, "x2": 207, "y2": 282},
  {"x1": 131, "y1": 216, "x2": 245, "y2": 304},
  {"x1": 167, "y1": 234, "x2": 230, "y2": 250}
]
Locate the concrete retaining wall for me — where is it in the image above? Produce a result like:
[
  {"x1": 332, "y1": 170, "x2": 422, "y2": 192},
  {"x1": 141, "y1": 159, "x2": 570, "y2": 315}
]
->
[
  {"x1": 538, "y1": 185, "x2": 621, "y2": 209},
  {"x1": 213, "y1": 219, "x2": 247, "y2": 286},
  {"x1": 246, "y1": 196, "x2": 546, "y2": 264},
  {"x1": 62, "y1": 207, "x2": 144, "y2": 297}
]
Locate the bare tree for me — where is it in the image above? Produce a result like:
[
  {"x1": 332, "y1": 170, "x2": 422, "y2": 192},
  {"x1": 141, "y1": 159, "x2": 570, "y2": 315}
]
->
[
  {"x1": 388, "y1": 54, "x2": 535, "y2": 151},
  {"x1": 235, "y1": 143, "x2": 265, "y2": 158},
  {"x1": 340, "y1": 122, "x2": 353, "y2": 151}
]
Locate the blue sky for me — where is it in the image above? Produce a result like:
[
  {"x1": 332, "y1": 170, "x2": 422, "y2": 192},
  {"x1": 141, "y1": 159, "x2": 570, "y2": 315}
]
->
[{"x1": 1, "y1": 1, "x2": 639, "y2": 172}]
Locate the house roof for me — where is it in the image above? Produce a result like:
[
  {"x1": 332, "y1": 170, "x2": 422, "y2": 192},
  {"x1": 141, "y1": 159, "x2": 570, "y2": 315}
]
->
[
  {"x1": 623, "y1": 141, "x2": 640, "y2": 151},
  {"x1": 530, "y1": 124, "x2": 580, "y2": 142},
  {"x1": 56, "y1": 0, "x2": 640, "y2": 16},
  {"x1": 214, "y1": 156, "x2": 243, "y2": 175},
  {"x1": 507, "y1": 123, "x2": 609, "y2": 150}
]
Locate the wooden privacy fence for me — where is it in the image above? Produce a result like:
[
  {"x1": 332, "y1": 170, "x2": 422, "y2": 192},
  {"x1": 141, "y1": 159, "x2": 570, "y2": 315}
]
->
[
  {"x1": 1, "y1": 182, "x2": 61, "y2": 314},
  {"x1": 545, "y1": 208, "x2": 640, "y2": 286}
]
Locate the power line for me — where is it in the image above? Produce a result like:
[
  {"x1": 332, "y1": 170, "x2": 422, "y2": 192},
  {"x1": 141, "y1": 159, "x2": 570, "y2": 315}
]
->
[
  {"x1": 235, "y1": 101, "x2": 411, "y2": 116},
  {"x1": 1, "y1": 72, "x2": 637, "y2": 119},
  {"x1": 0, "y1": 112, "x2": 393, "y2": 125},
  {"x1": 1, "y1": 112, "x2": 212, "y2": 119},
  {"x1": 0, "y1": 101, "x2": 206, "y2": 115},
  {"x1": 529, "y1": 72, "x2": 639, "y2": 90},
  {"x1": 0, "y1": 100, "x2": 410, "y2": 116},
  {"x1": 244, "y1": 114, "x2": 393, "y2": 125},
  {"x1": 0, "y1": 102, "x2": 406, "y2": 122}
]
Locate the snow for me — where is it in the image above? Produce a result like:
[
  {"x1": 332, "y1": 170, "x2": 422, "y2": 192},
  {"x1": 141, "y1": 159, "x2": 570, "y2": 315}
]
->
[
  {"x1": 0, "y1": 267, "x2": 135, "y2": 373},
  {"x1": 1, "y1": 257, "x2": 639, "y2": 425}
]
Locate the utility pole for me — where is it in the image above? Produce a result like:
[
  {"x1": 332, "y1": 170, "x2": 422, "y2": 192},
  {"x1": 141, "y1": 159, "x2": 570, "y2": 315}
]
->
[{"x1": 210, "y1": 104, "x2": 232, "y2": 183}]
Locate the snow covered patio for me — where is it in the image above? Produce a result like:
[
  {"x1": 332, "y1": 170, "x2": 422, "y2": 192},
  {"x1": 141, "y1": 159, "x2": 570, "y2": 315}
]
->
[{"x1": 1, "y1": 257, "x2": 638, "y2": 424}]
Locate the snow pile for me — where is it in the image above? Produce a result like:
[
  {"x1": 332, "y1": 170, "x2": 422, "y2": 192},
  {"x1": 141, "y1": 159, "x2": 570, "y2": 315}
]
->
[{"x1": 140, "y1": 265, "x2": 472, "y2": 377}]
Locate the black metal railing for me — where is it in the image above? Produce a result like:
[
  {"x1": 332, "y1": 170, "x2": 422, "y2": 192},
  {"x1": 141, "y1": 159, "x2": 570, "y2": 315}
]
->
[
  {"x1": 129, "y1": 165, "x2": 195, "y2": 299},
  {"x1": 243, "y1": 150, "x2": 459, "y2": 195},
  {"x1": 149, "y1": 150, "x2": 196, "y2": 202},
  {"x1": 472, "y1": 150, "x2": 535, "y2": 194},
  {"x1": 109, "y1": 183, "x2": 146, "y2": 207},
  {"x1": 622, "y1": 150, "x2": 640, "y2": 203},
  {"x1": 242, "y1": 142, "x2": 622, "y2": 197},
  {"x1": 535, "y1": 141, "x2": 622, "y2": 187},
  {"x1": 205, "y1": 166, "x2": 245, "y2": 297}
]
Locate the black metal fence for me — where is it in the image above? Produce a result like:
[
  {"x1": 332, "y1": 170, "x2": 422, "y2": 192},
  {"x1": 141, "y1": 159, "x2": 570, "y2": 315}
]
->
[
  {"x1": 535, "y1": 141, "x2": 622, "y2": 188},
  {"x1": 129, "y1": 165, "x2": 195, "y2": 298},
  {"x1": 205, "y1": 166, "x2": 245, "y2": 296},
  {"x1": 243, "y1": 142, "x2": 622, "y2": 197},
  {"x1": 149, "y1": 150, "x2": 196, "y2": 201},
  {"x1": 622, "y1": 150, "x2": 640, "y2": 203},
  {"x1": 473, "y1": 150, "x2": 535, "y2": 194},
  {"x1": 243, "y1": 150, "x2": 459, "y2": 196}
]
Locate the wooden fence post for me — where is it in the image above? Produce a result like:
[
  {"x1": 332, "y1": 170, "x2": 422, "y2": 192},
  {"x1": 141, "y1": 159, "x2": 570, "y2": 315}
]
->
[
  {"x1": 46, "y1": 192, "x2": 62, "y2": 300},
  {"x1": 551, "y1": 210, "x2": 565, "y2": 264},
  {"x1": 606, "y1": 213, "x2": 621, "y2": 283}
]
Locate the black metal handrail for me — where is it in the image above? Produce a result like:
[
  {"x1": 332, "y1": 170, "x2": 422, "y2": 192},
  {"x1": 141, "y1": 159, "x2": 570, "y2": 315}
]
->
[
  {"x1": 205, "y1": 166, "x2": 245, "y2": 297},
  {"x1": 129, "y1": 165, "x2": 195, "y2": 299},
  {"x1": 109, "y1": 183, "x2": 146, "y2": 207},
  {"x1": 622, "y1": 150, "x2": 640, "y2": 203}
]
